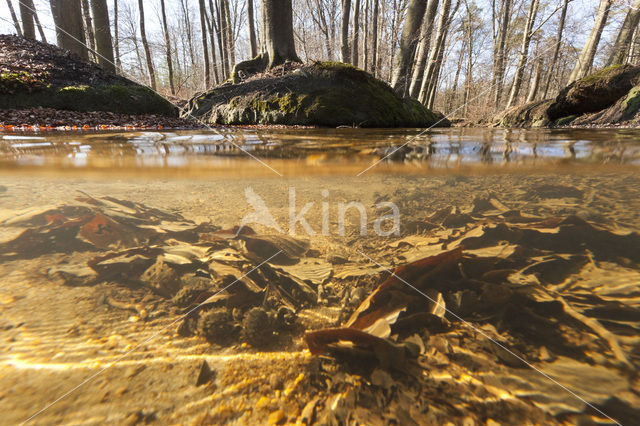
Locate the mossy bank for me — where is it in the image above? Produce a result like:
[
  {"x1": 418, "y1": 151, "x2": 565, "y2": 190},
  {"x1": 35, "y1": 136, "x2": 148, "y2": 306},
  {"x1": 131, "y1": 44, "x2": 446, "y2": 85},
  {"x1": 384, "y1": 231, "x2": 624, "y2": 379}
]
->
[
  {"x1": 182, "y1": 62, "x2": 449, "y2": 128},
  {"x1": 0, "y1": 35, "x2": 177, "y2": 117},
  {"x1": 494, "y1": 64, "x2": 640, "y2": 128}
]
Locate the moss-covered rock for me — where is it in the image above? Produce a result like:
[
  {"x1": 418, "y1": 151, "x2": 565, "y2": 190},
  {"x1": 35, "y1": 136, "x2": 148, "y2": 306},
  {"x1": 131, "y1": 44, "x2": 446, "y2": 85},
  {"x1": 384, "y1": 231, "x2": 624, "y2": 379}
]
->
[
  {"x1": 0, "y1": 35, "x2": 177, "y2": 117},
  {"x1": 547, "y1": 64, "x2": 640, "y2": 120},
  {"x1": 182, "y1": 62, "x2": 449, "y2": 127}
]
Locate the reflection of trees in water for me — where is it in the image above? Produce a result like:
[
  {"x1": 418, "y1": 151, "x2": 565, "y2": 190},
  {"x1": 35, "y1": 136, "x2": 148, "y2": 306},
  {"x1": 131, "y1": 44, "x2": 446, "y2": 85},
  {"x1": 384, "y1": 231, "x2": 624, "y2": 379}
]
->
[{"x1": 2, "y1": 129, "x2": 640, "y2": 167}]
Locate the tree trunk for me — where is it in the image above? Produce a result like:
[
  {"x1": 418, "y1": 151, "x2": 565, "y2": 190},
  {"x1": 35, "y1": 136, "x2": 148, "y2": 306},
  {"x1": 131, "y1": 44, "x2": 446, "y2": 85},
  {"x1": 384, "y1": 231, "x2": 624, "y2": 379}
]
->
[
  {"x1": 541, "y1": 0, "x2": 568, "y2": 98},
  {"x1": 492, "y1": 0, "x2": 512, "y2": 109},
  {"x1": 6, "y1": 0, "x2": 22, "y2": 36},
  {"x1": 181, "y1": 0, "x2": 197, "y2": 68},
  {"x1": 81, "y1": 0, "x2": 96, "y2": 58},
  {"x1": 50, "y1": 0, "x2": 88, "y2": 60},
  {"x1": 205, "y1": 8, "x2": 220, "y2": 84},
  {"x1": 262, "y1": 0, "x2": 301, "y2": 67},
  {"x1": 526, "y1": 56, "x2": 543, "y2": 103},
  {"x1": 160, "y1": 0, "x2": 176, "y2": 94},
  {"x1": 506, "y1": 0, "x2": 539, "y2": 108},
  {"x1": 409, "y1": 0, "x2": 440, "y2": 98},
  {"x1": 351, "y1": 0, "x2": 361, "y2": 66},
  {"x1": 371, "y1": 0, "x2": 379, "y2": 75},
  {"x1": 247, "y1": 0, "x2": 258, "y2": 57},
  {"x1": 32, "y1": 5, "x2": 47, "y2": 42},
  {"x1": 114, "y1": 0, "x2": 121, "y2": 71},
  {"x1": 91, "y1": 0, "x2": 115, "y2": 73},
  {"x1": 223, "y1": 0, "x2": 235, "y2": 68},
  {"x1": 606, "y1": 0, "x2": 640, "y2": 66},
  {"x1": 391, "y1": 0, "x2": 427, "y2": 96},
  {"x1": 363, "y1": 0, "x2": 369, "y2": 70},
  {"x1": 19, "y1": 0, "x2": 35, "y2": 39},
  {"x1": 137, "y1": 0, "x2": 156, "y2": 89},
  {"x1": 428, "y1": 0, "x2": 458, "y2": 108},
  {"x1": 341, "y1": 0, "x2": 352, "y2": 63},
  {"x1": 568, "y1": 0, "x2": 612, "y2": 82},
  {"x1": 199, "y1": 0, "x2": 211, "y2": 89},
  {"x1": 214, "y1": 0, "x2": 229, "y2": 78},
  {"x1": 419, "y1": 0, "x2": 452, "y2": 104}
]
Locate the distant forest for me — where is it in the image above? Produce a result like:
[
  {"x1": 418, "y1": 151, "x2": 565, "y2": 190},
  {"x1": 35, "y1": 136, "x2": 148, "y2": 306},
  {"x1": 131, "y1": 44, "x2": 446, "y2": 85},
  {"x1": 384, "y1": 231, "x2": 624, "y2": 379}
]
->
[{"x1": 3, "y1": 0, "x2": 640, "y2": 118}]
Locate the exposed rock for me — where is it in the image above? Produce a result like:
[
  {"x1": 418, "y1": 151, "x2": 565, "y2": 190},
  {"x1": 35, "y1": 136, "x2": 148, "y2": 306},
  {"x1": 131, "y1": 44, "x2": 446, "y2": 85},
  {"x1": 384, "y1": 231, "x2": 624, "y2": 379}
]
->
[
  {"x1": 0, "y1": 35, "x2": 177, "y2": 117},
  {"x1": 182, "y1": 62, "x2": 449, "y2": 128}
]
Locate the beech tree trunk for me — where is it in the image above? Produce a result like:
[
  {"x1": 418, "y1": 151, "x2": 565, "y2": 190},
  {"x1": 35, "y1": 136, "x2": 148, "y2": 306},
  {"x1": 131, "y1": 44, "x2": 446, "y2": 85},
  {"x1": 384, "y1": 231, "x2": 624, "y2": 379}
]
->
[
  {"x1": 419, "y1": 0, "x2": 451, "y2": 104},
  {"x1": 137, "y1": 0, "x2": 157, "y2": 89},
  {"x1": 20, "y1": 0, "x2": 36, "y2": 39},
  {"x1": 50, "y1": 0, "x2": 88, "y2": 60},
  {"x1": 262, "y1": 0, "x2": 301, "y2": 68},
  {"x1": 492, "y1": 0, "x2": 512, "y2": 109},
  {"x1": 160, "y1": 0, "x2": 176, "y2": 94},
  {"x1": 542, "y1": 0, "x2": 569, "y2": 98},
  {"x1": 199, "y1": 0, "x2": 211, "y2": 88},
  {"x1": 351, "y1": 0, "x2": 361, "y2": 66},
  {"x1": 81, "y1": 0, "x2": 96, "y2": 57},
  {"x1": 6, "y1": 0, "x2": 22, "y2": 36},
  {"x1": 114, "y1": 0, "x2": 121, "y2": 71},
  {"x1": 391, "y1": 0, "x2": 427, "y2": 96},
  {"x1": 568, "y1": 0, "x2": 612, "y2": 82},
  {"x1": 247, "y1": 0, "x2": 258, "y2": 57},
  {"x1": 223, "y1": 0, "x2": 235, "y2": 68},
  {"x1": 506, "y1": 0, "x2": 539, "y2": 108},
  {"x1": 32, "y1": 5, "x2": 47, "y2": 42},
  {"x1": 526, "y1": 56, "x2": 543, "y2": 103},
  {"x1": 91, "y1": 0, "x2": 115, "y2": 73},
  {"x1": 371, "y1": 0, "x2": 379, "y2": 75},
  {"x1": 606, "y1": 0, "x2": 640, "y2": 66},
  {"x1": 205, "y1": 8, "x2": 220, "y2": 84},
  {"x1": 409, "y1": 0, "x2": 440, "y2": 98},
  {"x1": 341, "y1": 0, "x2": 351, "y2": 62}
]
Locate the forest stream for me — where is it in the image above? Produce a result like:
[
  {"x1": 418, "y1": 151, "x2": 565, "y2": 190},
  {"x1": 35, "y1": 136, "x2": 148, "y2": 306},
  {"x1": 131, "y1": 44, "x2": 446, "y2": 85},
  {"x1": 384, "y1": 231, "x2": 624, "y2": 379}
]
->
[{"x1": 1, "y1": 127, "x2": 640, "y2": 425}]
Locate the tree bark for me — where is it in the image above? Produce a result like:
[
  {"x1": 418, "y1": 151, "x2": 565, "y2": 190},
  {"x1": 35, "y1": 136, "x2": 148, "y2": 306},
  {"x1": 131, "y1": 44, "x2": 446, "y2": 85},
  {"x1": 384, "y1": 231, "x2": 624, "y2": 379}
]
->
[
  {"x1": 341, "y1": 0, "x2": 352, "y2": 63},
  {"x1": 427, "y1": 0, "x2": 458, "y2": 108},
  {"x1": 541, "y1": 0, "x2": 569, "y2": 99},
  {"x1": 32, "y1": 5, "x2": 47, "y2": 42},
  {"x1": 205, "y1": 7, "x2": 220, "y2": 84},
  {"x1": 181, "y1": 0, "x2": 197, "y2": 68},
  {"x1": 568, "y1": 0, "x2": 612, "y2": 82},
  {"x1": 363, "y1": 0, "x2": 369, "y2": 69},
  {"x1": 81, "y1": 0, "x2": 96, "y2": 57},
  {"x1": 506, "y1": 0, "x2": 539, "y2": 108},
  {"x1": 19, "y1": 0, "x2": 35, "y2": 39},
  {"x1": 247, "y1": 0, "x2": 258, "y2": 57},
  {"x1": 262, "y1": 0, "x2": 301, "y2": 67},
  {"x1": 199, "y1": 0, "x2": 212, "y2": 89},
  {"x1": 409, "y1": 0, "x2": 440, "y2": 98},
  {"x1": 492, "y1": 0, "x2": 512, "y2": 109},
  {"x1": 371, "y1": 0, "x2": 379, "y2": 76},
  {"x1": 351, "y1": 0, "x2": 361, "y2": 66},
  {"x1": 526, "y1": 55, "x2": 543, "y2": 103},
  {"x1": 160, "y1": 0, "x2": 176, "y2": 94},
  {"x1": 419, "y1": 0, "x2": 452, "y2": 104},
  {"x1": 223, "y1": 0, "x2": 235, "y2": 68},
  {"x1": 114, "y1": 0, "x2": 121, "y2": 71},
  {"x1": 90, "y1": 0, "x2": 115, "y2": 73},
  {"x1": 213, "y1": 0, "x2": 229, "y2": 78},
  {"x1": 50, "y1": 0, "x2": 88, "y2": 60},
  {"x1": 137, "y1": 0, "x2": 156, "y2": 89},
  {"x1": 391, "y1": 0, "x2": 428, "y2": 96},
  {"x1": 6, "y1": 0, "x2": 22, "y2": 36},
  {"x1": 606, "y1": 0, "x2": 640, "y2": 66}
]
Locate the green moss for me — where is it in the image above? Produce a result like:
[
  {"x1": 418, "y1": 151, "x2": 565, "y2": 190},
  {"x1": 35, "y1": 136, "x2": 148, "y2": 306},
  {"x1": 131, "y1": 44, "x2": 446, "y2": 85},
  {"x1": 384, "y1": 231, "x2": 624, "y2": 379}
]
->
[
  {"x1": 554, "y1": 115, "x2": 578, "y2": 126},
  {"x1": 579, "y1": 64, "x2": 624, "y2": 85},
  {"x1": 0, "y1": 84, "x2": 177, "y2": 116},
  {"x1": 622, "y1": 86, "x2": 640, "y2": 118},
  {"x1": 0, "y1": 71, "x2": 47, "y2": 94}
]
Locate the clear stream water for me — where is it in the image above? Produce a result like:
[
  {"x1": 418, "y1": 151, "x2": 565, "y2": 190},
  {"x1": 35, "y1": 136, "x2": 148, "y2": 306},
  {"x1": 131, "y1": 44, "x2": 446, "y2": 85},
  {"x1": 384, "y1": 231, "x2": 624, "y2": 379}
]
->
[{"x1": 0, "y1": 127, "x2": 639, "y2": 424}]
